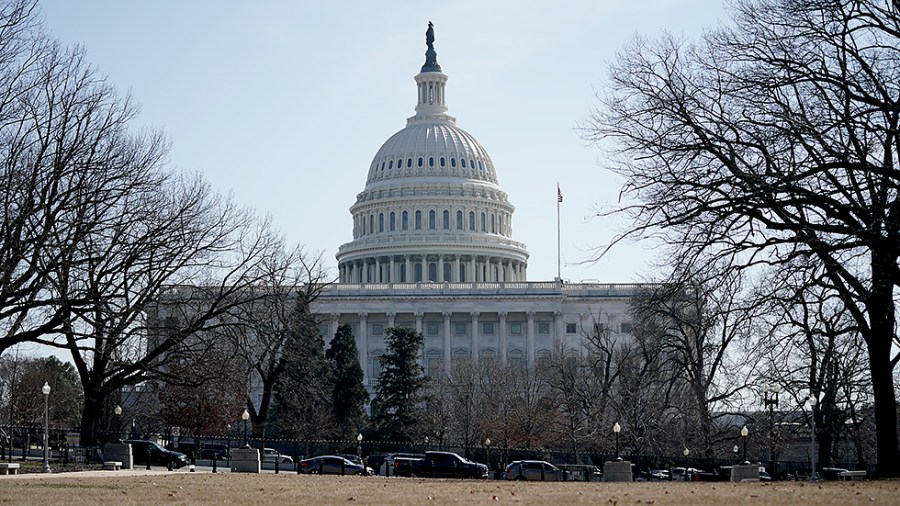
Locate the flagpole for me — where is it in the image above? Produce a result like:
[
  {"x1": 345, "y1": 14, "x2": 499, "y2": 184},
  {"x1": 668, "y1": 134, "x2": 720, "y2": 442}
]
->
[{"x1": 557, "y1": 183, "x2": 561, "y2": 281}]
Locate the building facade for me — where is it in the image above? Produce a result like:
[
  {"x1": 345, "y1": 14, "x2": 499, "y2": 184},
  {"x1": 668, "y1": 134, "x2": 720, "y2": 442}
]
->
[{"x1": 313, "y1": 25, "x2": 639, "y2": 387}]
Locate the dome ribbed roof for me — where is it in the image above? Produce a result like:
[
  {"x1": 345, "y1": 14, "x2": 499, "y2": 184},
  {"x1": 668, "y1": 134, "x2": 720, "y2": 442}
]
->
[{"x1": 366, "y1": 121, "x2": 497, "y2": 185}]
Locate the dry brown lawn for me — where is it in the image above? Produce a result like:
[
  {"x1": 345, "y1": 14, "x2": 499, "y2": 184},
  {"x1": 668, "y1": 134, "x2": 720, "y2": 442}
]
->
[{"x1": 1, "y1": 472, "x2": 898, "y2": 505}]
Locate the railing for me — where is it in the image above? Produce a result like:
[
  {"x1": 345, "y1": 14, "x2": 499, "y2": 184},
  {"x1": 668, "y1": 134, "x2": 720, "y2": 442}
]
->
[{"x1": 319, "y1": 281, "x2": 651, "y2": 298}]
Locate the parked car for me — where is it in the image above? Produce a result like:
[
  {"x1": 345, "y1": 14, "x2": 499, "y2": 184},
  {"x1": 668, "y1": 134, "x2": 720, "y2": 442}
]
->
[
  {"x1": 124, "y1": 439, "x2": 188, "y2": 468},
  {"x1": 262, "y1": 448, "x2": 293, "y2": 464},
  {"x1": 505, "y1": 460, "x2": 566, "y2": 481},
  {"x1": 393, "y1": 451, "x2": 488, "y2": 479},
  {"x1": 299, "y1": 455, "x2": 373, "y2": 475},
  {"x1": 337, "y1": 454, "x2": 365, "y2": 467},
  {"x1": 820, "y1": 467, "x2": 850, "y2": 481}
]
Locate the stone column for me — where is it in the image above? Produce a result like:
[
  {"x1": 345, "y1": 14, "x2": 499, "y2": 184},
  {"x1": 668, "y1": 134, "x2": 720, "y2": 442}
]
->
[
  {"x1": 470, "y1": 311, "x2": 480, "y2": 363},
  {"x1": 443, "y1": 311, "x2": 452, "y2": 371},
  {"x1": 405, "y1": 256, "x2": 412, "y2": 283},
  {"x1": 437, "y1": 255, "x2": 444, "y2": 282},
  {"x1": 375, "y1": 257, "x2": 381, "y2": 282},
  {"x1": 554, "y1": 310, "x2": 563, "y2": 346},
  {"x1": 469, "y1": 256, "x2": 476, "y2": 282},
  {"x1": 387, "y1": 312, "x2": 396, "y2": 328},
  {"x1": 415, "y1": 311, "x2": 425, "y2": 368},
  {"x1": 526, "y1": 311, "x2": 536, "y2": 368},
  {"x1": 453, "y1": 256, "x2": 460, "y2": 282},
  {"x1": 420, "y1": 256, "x2": 427, "y2": 282},
  {"x1": 349, "y1": 262, "x2": 355, "y2": 283},
  {"x1": 498, "y1": 312, "x2": 508, "y2": 365},
  {"x1": 358, "y1": 313, "x2": 369, "y2": 379}
]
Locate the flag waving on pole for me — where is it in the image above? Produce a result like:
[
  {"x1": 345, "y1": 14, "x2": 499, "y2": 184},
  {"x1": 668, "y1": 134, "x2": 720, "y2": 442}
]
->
[{"x1": 557, "y1": 184, "x2": 563, "y2": 203}]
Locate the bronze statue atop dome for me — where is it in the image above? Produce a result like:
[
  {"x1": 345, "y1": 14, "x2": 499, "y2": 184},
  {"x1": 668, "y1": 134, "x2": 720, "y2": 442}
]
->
[{"x1": 426, "y1": 21, "x2": 435, "y2": 49}]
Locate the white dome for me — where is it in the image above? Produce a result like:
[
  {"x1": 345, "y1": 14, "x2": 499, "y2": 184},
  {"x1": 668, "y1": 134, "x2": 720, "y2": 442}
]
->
[{"x1": 366, "y1": 122, "x2": 498, "y2": 186}]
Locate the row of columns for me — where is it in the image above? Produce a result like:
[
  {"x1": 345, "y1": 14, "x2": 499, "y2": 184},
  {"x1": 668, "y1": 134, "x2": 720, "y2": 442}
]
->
[
  {"x1": 329, "y1": 310, "x2": 569, "y2": 380},
  {"x1": 339, "y1": 255, "x2": 527, "y2": 283}
]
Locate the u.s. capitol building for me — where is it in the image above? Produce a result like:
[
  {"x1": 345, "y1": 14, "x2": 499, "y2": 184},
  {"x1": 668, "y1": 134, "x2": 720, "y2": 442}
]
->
[{"x1": 313, "y1": 25, "x2": 639, "y2": 387}]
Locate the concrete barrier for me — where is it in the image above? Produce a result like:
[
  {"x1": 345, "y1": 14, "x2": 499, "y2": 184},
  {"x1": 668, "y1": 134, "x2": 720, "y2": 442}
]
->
[
  {"x1": 231, "y1": 447, "x2": 260, "y2": 473},
  {"x1": 102, "y1": 461, "x2": 122, "y2": 471},
  {"x1": 730, "y1": 463, "x2": 759, "y2": 482},
  {"x1": 103, "y1": 442, "x2": 133, "y2": 470},
  {"x1": 602, "y1": 460, "x2": 633, "y2": 482},
  {"x1": 0, "y1": 463, "x2": 20, "y2": 475}
]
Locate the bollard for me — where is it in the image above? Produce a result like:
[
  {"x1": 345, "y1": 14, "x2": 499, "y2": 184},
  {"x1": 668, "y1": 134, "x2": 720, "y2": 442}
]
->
[
  {"x1": 453, "y1": 460, "x2": 458, "y2": 479},
  {"x1": 541, "y1": 464, "x2": 545, "y2": 481},
  {"x1": 341, "y1": 459, "x2": 345, "y2": 475},
  {"x1": 212, "y1": 454, "x2": 217, "y2": 473},
  {"x1": 275, "y1": 455, "x2": 280, "y2": 474},
  {"x1": 146, "y1": 447, "x2": 151, "y2": 471},
  {"x1": 518, "y1": 462, "x2": 524, "y2": 480},
  {"x1": 297, "y1": 455, "x2": 303, "y2": 475},
  {"x1": 167, "y1": 459, "x2": 173, "y2": 471},
  {"x1": 320, "y1": 458, "x2": 324, "y2": 474},
  {"x1": 190, "y1": 451, "x2": 196, "y2": 472}
]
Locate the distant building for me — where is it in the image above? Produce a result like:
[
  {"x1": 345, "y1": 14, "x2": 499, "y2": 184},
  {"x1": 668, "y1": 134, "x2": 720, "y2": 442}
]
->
[{"x1": 312, "y1": 26, "x2": 641, "y2": 389}]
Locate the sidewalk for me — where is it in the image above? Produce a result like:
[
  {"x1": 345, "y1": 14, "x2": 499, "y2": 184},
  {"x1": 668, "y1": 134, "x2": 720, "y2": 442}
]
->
[{"x1": 0, "y1": 465, "x2": 289, "y2": 479}]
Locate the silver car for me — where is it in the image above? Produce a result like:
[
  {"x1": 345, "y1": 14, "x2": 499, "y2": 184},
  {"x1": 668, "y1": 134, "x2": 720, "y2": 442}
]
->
[{"x1": 505, "y1": 460, "x2": 564, "y2": 481}]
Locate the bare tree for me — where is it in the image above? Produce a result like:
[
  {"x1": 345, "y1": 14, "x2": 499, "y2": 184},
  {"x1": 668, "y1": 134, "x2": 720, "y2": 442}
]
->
[{"x1": 584, "y1": 0, "x2": 900, "y2": 475}]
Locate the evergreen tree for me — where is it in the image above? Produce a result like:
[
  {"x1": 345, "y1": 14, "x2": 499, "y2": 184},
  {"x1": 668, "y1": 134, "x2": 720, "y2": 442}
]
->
[
  {"x1": 325, "y1": 323, "x2": 369, "y2": 439},
  {"x1": 372, "y1": 326, "x2": 426, "y2": 441}
]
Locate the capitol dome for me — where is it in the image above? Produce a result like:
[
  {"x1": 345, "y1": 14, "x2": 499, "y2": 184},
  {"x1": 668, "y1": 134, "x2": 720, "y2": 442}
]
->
[{"x1": 336, "y1": 26, "x2": 529, "y2": 284}]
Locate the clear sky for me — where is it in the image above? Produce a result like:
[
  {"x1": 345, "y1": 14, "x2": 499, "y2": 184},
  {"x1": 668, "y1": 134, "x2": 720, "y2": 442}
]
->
[{"x1": 38, "y1": 0, "x2": 728, "y2": 284}]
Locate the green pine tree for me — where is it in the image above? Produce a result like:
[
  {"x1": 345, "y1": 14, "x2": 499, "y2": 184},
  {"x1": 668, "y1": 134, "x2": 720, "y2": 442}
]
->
[
  {"x1": 325, "y1": 323, "x2": 369, "y2": 439},
  {"x1": 371, "y1": 326, "x2": 427, "y2": 441}
]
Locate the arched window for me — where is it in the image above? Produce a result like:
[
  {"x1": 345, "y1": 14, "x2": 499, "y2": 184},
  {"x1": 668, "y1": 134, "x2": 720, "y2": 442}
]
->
[
  {"x1": 459, "y1": 263, "x2": 467, "y2": 282},
  {"x1": 369, "y1": 214, "x2": 374, "y2": 234},
  {"x1": 379, "y1": 213, "x2": 384, "y2": 233},
  {"x1": 389, "y1": 211, "x2": 396, "y2": 231},
  {"x1": 442, "y1": 210, "x2": 450, "y2": 229},
  {"x1": 440, "y1": 157, "x2": 446, "y2": 167},
  {"x1": 480, "y1": 212, "x2": 486, "y2": 232},
  {"x1": 469, "y1": 211, "x2": 475, "y2": 231},
  {"x1": 397, "y1": 159, "x2": 402, "y2": 169},
  {"x1": 418, "y1": 157, "x2": 423, "y2": 167},
  {"x1": 461, "y1": 159, "x2": 467, "y2": 168},
  {"x1": 407, "y1": 158, "x2": 413, "y2": 168},
  {"x1": 490, "y1": 213, "x2": 495, "y2": 234},
  {"x1": 415, "y1": 210, "x2": 422, "y2": 230},
  {"x1": 450, "y1": 158, "x2": 456, "y2": 167},
  {"x1": 443, "y1": 262, "x2": 452, "y2": 281},
  {"x1": 388, "y1": 160, "x2": 393, "y2": 169},
  {"x1": 498, "y1": 214, "x2": 503, "y2": 235},
  {"x1": 428, "y1": 210, "x2": 436, "y2": 229},
  {"x1": 402, "y1": 211, "x2": 408, "y2": 230},
  {"x1": 414, "y1": 263, "x2": 423, "y2": 282},
  {"x1": 428, "y1": 262, "x2": 437, "y2": 282},
  {"x1": 400, "y1": 264, "x2": 407, "y2": 282},
  {"x1": 456, "y1": 210, "x2": 463, "y2": 230},
  {"x1": 429, "y1": 157, "x2": 434, "y2": 167}
]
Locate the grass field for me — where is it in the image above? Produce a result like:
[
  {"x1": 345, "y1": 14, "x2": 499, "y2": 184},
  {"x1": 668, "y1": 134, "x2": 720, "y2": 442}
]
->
[{"x1": 1, "y1": 472, "x2": 898, "y2": 505}]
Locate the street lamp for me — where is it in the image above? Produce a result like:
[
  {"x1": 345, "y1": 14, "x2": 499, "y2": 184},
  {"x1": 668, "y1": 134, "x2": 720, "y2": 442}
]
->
[
  {"x1": 484, "y1": 438, "x2": 492, "y2": 479},
  {"x1": 241, "y1": 409, "x2": 250, "y2": 447},
  {"x1": 740, "y1": 425, "x2": 749, "y2": 463},
  {"x1": 114, "y1": 405, "x2": 122, "y2": 442},
  {"x1": 762, "y1": 384, "x2": 781, "y2": 473},
  {"x1": 41, "y1": 382, "x2": 51, "y2": 473},
  {"x1": 808, "y1": 395, "x2": 818, "y2": 481},
  {"x1": 356, "y1": 433, "x2": 363, "y2": 459},
  {"x1": 613, "y1": 422, "x2": 621, "y2": 459},
  {"x1": 424, "y1": 436, "x2": 429, "y2": 452}
]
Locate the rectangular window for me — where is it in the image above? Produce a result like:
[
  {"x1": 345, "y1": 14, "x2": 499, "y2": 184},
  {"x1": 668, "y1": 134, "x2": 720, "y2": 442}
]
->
[
  {"x1": 318, "y1": 324, "x2": 330, "y2": 338},
  {"x1": 620, "y1": 322, "x2": 633, "y2": 334},
  {"x1": 372, "y1": 323, "x2": 384, "y2": 336},
  {"x1": 482, "y1": 322, "x2": 495, "y2": 335},
  {"x1": 537, "y1": 322, "x2": 550, "y2": 335},
  {"x1": 426, "y1": 357, "x2": 442, "y2": 377},
  {"x1": 426, "y1": 322, "x2": 440, "y2": 336},
  {"x1": 565, "y1": 323, "x2": 577, "y2": 334},
  {"x1": 455, "y1": 323, "x2": 467, "y2": 336},
  {"x1": 510, "y1": 322, "x2": 523, "y2": 335}
]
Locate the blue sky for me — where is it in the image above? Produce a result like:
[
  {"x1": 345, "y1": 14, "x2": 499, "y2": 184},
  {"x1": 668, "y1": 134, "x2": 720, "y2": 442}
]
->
[{"x1": 39, "y1": 0, "x2": 728, "y2": 283}]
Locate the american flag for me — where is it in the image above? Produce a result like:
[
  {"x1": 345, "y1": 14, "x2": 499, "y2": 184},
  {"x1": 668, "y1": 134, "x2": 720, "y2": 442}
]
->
[{"x1": 557, "y1": 185, "x2": 563, "y2": 203}]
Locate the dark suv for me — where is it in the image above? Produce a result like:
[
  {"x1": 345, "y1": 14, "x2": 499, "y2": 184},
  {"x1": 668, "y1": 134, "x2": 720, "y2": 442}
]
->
[{"x1": 124, "y1": 440, "x2": 188, "y2": 468}]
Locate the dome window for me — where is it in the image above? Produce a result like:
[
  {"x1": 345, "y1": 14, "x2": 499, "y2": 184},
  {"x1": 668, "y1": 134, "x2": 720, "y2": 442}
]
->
[
  {"x1": 440, "y1": 157, "x2": 446, "y2": 167},
  {"x1": 478, "y1": 160, "x2": 484, "y2": 170},
  {"x1": 390, "y1": 212, "x2": 396, "y2": 231},
  {"x1": 469, "y1": 211, "x2": 476, "y2": 231},
  {"x1": 418, "y1": 157, "x2": 423, "y2": 167},
  {"x1": 450, "y1": 158, "x2": 456, "y2": 167},
  {"x1": 461, "y1": 159, "x2": 466, "y2": 168},
  {"x1": 456, "y1": 210, "x2": 463, "y2": 230},
  {"x1": 415, "y1": 210, "x2": 422, "y2": 230},
  {"x1": 369, "y1": 214, "x2": 375, "y2": 235},
  {"x1": 388, "y1": 160, "x2": 393, "y2": 170},
  {"x1": 407, "y1": 158, "x2": 413, "y2": 168},
  {"x1": 428, "y1": 210, "x2": 436, "y2": 230},
  {"x1": 397, "y1": 159, "x2": 403, "y2": 169},
  {"x1": 442, "y1": 210, "x2": 450, "y2": 230},
  {"x1": 491, "y1": 214, "x2": 495, "y2": 234},
  {"x1": 429, "y1": 157, "x2": 434, "y2": 167},
  {"x1": 379, "y1": 213, "x2": 384, "y2": 233},
  {"x1": 381, "y1": 162, "x2": 385, "y2": 171},
  {"x1": 470, "y1": 159, "x2": 475, "y2": 169},
  {"x1": 402, "y1": 211, "x2": 409, "y2": 231},
  {"x1": 481, "y1": 212, "x2": 486, "y2": 232}
]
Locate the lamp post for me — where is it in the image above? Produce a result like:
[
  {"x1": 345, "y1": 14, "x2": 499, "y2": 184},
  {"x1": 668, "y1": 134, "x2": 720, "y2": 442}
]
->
[
  {"x1": 808, "y1": 396, "x2": 818, "y2": 482},
  {"x1": 613, "y1": 422, "x2": 621, "y2": 460},
  {"x1": 762, "y1": 384, "x2": 781, "y2": 472},
  {"x1": 740, "y1": 425, "x2": 749, "y2": 463},
  {"x1": 241, "y1": 409, "x2": 250, "y2": 447},
  {"x1": 357, "y1": 433, "x2": 363, "y2": 460},
  {"x1": 114, "y1": 405, "x2": 122, "y2": 442},
  {"x1": 484, "y1": 438, "x2": 491, "y2": 480},
  {"x1": 424, "y1": 436, "x2": 429, "y2": 452},
  {"x1": 41, "y1": 382, "x2": 51, "y2": 473},
  {"x1": 682, "y1": 448, "x2": 690, "y2": 481}
]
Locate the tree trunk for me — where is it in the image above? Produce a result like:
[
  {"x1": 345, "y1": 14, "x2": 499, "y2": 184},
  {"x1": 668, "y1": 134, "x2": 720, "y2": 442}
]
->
[
  {"x1": 79, "y1": 390, "x2": 107, "y2": 447},
  {"x1": 866, "y1": 265, "x2": 899, "y2": 478}
]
